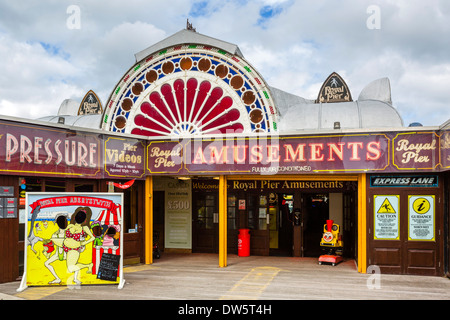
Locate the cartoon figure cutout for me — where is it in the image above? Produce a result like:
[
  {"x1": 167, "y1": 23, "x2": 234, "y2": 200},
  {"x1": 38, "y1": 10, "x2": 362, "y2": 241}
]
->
[{"x1": 18, "y1": 193, "x2": 124, "y2": 291}]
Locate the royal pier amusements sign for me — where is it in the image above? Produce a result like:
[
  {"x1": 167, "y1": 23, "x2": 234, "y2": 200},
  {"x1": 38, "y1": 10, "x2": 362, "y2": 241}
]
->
[
  {"x1": 0, "y1": 117, "x2": 448, "y2": 178},
  {"x1": 147, "y1": 131, "x2": 446, "y2": 175}
]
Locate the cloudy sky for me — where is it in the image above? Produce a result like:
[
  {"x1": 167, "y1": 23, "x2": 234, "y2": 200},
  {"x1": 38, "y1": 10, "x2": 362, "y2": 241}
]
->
[{"x1": 0, "y1": 0, "x2": 449, "y2": 127}]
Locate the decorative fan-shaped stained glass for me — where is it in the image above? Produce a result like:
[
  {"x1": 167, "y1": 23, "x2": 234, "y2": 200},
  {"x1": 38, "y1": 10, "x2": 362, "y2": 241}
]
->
[{"x1": 102, "y1": 44, "x2": 278, "y2": 137}]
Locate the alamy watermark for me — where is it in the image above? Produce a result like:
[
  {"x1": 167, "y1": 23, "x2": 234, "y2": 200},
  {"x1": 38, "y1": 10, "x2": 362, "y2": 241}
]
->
[
  {"x1": 66, "y1": 5, "x2": 81, "y2": 30},
  {"x1": 366, "y1": 5, "x2": 381, "y2": 30},
  {"x1": 66, "y1": 5, "x2": 381, "y2": 31},
  {"x1": 366, "y1": 265, "x2": 381, "y2": 289}
]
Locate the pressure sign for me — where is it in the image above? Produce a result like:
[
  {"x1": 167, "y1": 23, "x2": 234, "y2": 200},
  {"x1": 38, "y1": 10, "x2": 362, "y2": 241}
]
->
[{"x1": 374, "y1": 195, "x2": 400, "y2": 240}]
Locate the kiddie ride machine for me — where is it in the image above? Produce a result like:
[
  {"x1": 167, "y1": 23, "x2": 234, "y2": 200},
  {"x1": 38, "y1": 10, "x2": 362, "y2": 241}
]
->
[{"x1": 318, "y1": 219, "x2": 343, "y2": 266}]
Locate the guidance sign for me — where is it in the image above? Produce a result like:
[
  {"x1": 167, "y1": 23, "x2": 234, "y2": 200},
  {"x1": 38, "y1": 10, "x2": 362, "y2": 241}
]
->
[
  {"x1": 374, "y1": 195, "x2": 400, "y2": 240},
  {"x1": 18, "y1": 192, "x2": 124, "y2": 292},
  {"x1": 408, "y1": 195, "x2": 435, "y2": 241}
]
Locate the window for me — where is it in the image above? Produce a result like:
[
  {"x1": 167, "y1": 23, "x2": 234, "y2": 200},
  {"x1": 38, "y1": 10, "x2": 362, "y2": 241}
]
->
[
  {"x1": 123, "y1": 186, "x2": 139, "y2": 233},
  {"x1": 74, "y1": 183, "x2": 94, "y2": 192},
  {"x1": 258, "y1": 195, "x2": 268, "y2": 230},
  {"x1": 247, "y1": 194, "x2": 267, "y2": 230},
  {"x1": 196, "y1": 194, "x2": 215, "y2": 229},
  {"x1": 227, "y1": 195, "x2": 236, "y2": 230},
  {"x1": 44, "y1": 179, "x2": 66, "y2": 192}
]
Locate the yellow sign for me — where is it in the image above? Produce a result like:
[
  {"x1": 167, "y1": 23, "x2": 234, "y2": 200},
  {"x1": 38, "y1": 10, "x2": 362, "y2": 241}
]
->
[
  {"x1": 374, "y1": 195, "x2": 400, "y2": 240},
  {"x1": 408, "y1": 195, "x2": 435, "y2": 241},
  {"x1": 18, "y1": 193, "x2": 124, "y2": 292},
  {"x1": 377, "y1": 198, "x2": 397, "y2": 214},
  {"x1": 412, "y1": 197, "x2": 430, "y2": 214}
]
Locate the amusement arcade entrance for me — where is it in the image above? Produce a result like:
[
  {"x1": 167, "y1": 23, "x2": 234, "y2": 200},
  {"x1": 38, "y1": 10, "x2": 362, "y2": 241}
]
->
[{"x1": 190, "y1": 176, "x2": 358, "y2": 261}]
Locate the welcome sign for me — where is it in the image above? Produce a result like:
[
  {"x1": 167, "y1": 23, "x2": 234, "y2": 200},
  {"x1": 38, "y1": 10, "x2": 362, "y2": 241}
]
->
[{"x1": 18, "y1": 192, "x2": 124, "y2": 291}]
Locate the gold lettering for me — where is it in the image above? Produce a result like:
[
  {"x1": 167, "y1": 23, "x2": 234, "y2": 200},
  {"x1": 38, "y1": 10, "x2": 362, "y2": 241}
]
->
[
  {"x1": 324, "y1": 86, "x2": 344, "y2": 100},
  {"x1": 396, "y1": 138, "x2": 436, "y2": 164}
]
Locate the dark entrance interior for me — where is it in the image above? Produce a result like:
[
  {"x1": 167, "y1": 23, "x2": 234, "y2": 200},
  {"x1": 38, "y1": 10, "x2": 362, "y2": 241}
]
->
[
  {"x1": 269, "y1": 193, "x2": 294, "y2": 256},
  {"x1": 303, "y1": 194, "x2": 329, "y2": 257},
  {"x1": 302, "y1": 192, "x2": 357, "y2": 259},
  {"x1": 189, "y1": 180, "x2": 358, "y2": 260},
  {"x1": 153, "y1": 190, "x2": 165, "y2": 252}
]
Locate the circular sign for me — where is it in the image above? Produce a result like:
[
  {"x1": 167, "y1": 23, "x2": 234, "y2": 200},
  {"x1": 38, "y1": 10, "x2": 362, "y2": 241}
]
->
[{"x1": 412, "y1": 197, "x2": 430, "y2": 214}]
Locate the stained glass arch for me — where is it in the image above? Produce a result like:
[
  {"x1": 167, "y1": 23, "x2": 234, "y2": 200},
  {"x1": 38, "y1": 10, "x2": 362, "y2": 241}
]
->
[{"x1": 102, "y1": 41, "x2": 279, "y2": 137}]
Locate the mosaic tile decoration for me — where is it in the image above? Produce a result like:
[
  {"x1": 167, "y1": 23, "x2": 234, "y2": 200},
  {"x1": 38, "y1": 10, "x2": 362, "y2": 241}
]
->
[{"x1": 102, "y1": 44, "x2": 279, "y2": 136}]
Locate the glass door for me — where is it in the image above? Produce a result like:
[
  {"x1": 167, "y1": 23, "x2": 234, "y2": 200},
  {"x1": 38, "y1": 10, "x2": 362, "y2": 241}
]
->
[
  {"x1": 192, "y1": 193, "x2": 217, "y2": 253},
  {"x1": 247, "y1": 193, "x2": 269, "y2": 255},
  {"x1": 268, "y1": 192, "x2": 278, "y2": 249}
]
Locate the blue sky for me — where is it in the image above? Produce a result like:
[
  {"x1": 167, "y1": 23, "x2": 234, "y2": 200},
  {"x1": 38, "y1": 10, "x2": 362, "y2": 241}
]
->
[{"x1": 0, "y1": 0, "x2": 449, "y2": 127}]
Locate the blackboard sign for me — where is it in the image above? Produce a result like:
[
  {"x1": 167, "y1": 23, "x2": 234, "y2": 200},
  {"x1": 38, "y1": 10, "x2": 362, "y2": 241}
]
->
[{"x1": 97, "y1": 253, "x2": 121, "y2": 282}]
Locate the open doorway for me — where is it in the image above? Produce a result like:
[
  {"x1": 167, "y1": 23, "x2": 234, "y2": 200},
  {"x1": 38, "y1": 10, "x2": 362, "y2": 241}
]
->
[
  {"x1": 153, "y1": 191, "x2": 165, "y2": 254},
  {"x1": 303, "y1": 193, "x2": 330, "y2": 257},
  {"x1": 302, "y1": 192, "x2": 357, "y2": 259},
  {"x1": 269, "y1": 193, "x2": 294, "y2": 256}
]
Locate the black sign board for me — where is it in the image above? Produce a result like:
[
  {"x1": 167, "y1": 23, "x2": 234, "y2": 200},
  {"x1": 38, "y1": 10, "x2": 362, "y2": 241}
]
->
[
  {"x1": 370, "y1": 175, "x2": 438, "y2": 187},
  {"x1": 78, "y1": 90, "x2": 103, "y2": 115},
  {"x1": 97, "y1": 253, "x2": 121, "y2": 282},
  {"x1": 316, "y1": 72, "x2": 353, "y2": 103}
]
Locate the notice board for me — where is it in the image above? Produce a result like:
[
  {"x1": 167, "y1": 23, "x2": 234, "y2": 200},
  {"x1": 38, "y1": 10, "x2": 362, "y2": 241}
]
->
[
  {"x1": 97, "y1": 253, "x2": 121, "y2": 282},
  {"x1": 18, "y1": 192, "x2": 125, "y2": 292}
]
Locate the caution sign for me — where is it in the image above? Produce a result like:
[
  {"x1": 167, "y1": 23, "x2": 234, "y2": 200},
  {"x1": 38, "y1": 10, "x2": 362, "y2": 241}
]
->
[
  {"x1": 374, "y1": 195, "x2": 400, "y2": 240},
  {"x1": 409, "y1": 195, "x2": 434, "y2": 241},
  {"x1": 377, "y1": 198, "x2": 397, "y2": 214}
]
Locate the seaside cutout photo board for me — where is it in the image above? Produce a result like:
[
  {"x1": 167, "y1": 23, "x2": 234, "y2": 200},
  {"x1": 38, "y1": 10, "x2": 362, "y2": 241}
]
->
[{"x1": 18, "y1": 192, "x2": 124, "y2": 292}]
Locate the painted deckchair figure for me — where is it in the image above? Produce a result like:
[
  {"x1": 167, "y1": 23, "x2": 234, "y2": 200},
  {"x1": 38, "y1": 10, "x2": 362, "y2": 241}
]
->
[
  {"x1": 43, "y1": 213, "x2": 69, "y2": 284},
  {"x1": 52, "y1": 207, "x2": 95, "y2": 285}
]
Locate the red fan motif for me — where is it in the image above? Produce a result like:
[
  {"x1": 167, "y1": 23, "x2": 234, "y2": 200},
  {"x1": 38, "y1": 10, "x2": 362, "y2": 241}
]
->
[{"x1": 131, "y1": 78, "x2": 244, "y2": 136}]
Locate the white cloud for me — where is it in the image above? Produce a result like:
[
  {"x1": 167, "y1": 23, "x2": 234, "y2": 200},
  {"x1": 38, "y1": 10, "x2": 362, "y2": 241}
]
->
[
  {"x1": 0, "y1": 0, "x2": 448, "y2": 126},
  {"x1": 0, "y1": 32, "x2": 83, "y2": 118}
]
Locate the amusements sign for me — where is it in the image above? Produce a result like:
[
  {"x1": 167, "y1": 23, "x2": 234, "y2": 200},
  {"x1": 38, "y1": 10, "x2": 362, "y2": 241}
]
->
[
  {"x1": 145, "y1": 130, "x2": 449, "y2": 175},
  {"x1": 149, "y1": 134, "x2": 390, "y2": 175},
  {"x1": 18, "y1": 193, "x2": 124, "y2": 291}
]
